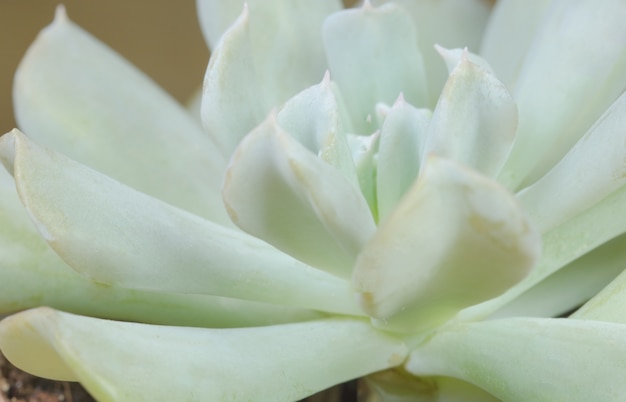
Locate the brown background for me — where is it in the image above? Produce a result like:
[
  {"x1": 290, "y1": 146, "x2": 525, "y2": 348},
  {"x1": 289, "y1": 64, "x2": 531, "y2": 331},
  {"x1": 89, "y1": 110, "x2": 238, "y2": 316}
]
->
[{"x1": 0, "y1": 1, "x2": 209, "y2": 135}]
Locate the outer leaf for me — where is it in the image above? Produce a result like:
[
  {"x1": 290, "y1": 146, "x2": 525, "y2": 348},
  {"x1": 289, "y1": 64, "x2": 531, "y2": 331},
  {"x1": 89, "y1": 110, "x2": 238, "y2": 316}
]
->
[
  {"x1": 499, "y1": 0, "x2": 626, "y2": 189},
  {"x1": 0, "y1": 131, "x2": 360, "y2": 315},
  {"x1": 0, "y1": 309, "x2": 408, "y2": 401},
  {"x1": 460, "y1": 183, "x2": 626, "y2": 321},
  {"x1": 423, "y1": 54, "x2": 517, "y2": 179},
  {"x1": 352, "y1": 156, "x2": 540, "y2": 331},
  {"x1": 223, "y1": 114, "x2": 375, "y2": 278},
  {"x1": 202, "y1": 1, "x2": 340, "y2": 156},
  {"x1": 573, "y1": 245, "x2": 626, "y2": 324},
  {"x1": 489, "y1": 233, "x2": 626, "y2": 319},
  {"x1": 13, "y1": 7, "x2": 230, "y2": 225},
  {"x1": 518, "y1": 91, "x2": 626, "y2": 233},
  {"x1": 480, "y1": 0, "x2": 552, "y2": 88},
  {"x1": 0, "y1": 161, "x2": 322, "y2": 327},
  {"x1": 407, "y1": 317, "x2": 626, "y2": 402},
  {"x1": 323, "y1": 2, "x2": 429, "y2": 134},
  {"x1": 361, "y1": 370, "x2": 500, "y2": 402}
]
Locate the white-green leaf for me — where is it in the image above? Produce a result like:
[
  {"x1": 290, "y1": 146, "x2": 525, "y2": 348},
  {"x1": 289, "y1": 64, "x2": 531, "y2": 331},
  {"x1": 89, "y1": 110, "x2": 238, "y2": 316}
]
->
[
  {"x1": 518, "y1": 91, "x2": 626, "y2": 233},
  {"x1": 0, "y1": 130, "x2": 360, "y2": 315},
  {"x1": 13, "y1": 7, "x2": 230, "y2": 225},
  {"x1": 372, "y1": 0, "x2": 492, "y2": 105},
  {"x1": 480, "y1": 0, "x2": 552, "y2": 88},
  {"x1": 347, "y1": 131, "x2": 380, "y2": 219},
  {"x1": 352, "y1": 156, "x2": 540, "y2": 331},
  {"x1": 499, "y1": 0, "x2": 626, "y2": 189},
  {"x1": 573, "y1": 245, "x2": 626, "y2": 324},
  {"x1": 202, "y1": 0, "x2": 340, "y2": 156},
  {"x1": 323, "y1": 2, "x2": 429, "y2": 134},
  {"x1": 196, "y1": 0, "x2": 246, "y2": 50},
  {"x1": 423, "y1": 54, "x2": 517, "y2": 179},
  {"x1": 460, "y1": 183, "x2": 626, "y2": 322},
  {"x1": 376, "y1": 96, "x2": 431, "y2": 221},
  {"x1": 489, "y1": 234, "x2": 626, "y2": 319},
  {"x1": 223, "y1": 114, "x2": 375, "y2": 278},
  {"x1": 0, "y1": 160, "x2": 322, "y2": 327},
  {"x1": 277, "y1": 73, "x2": 358, "y2": 185},
  {"x1": 407, "y1": 317, "x2": 626, "y2": 402},
  {"x1": 0, "y1": 309, "x2": 407, "y2": 401},
  {"x1": 435, "y1": 45, "x2": 495, "y2": 76},
  {"x1": 362, "y1": 370, "x2": 500, "y2": 402}
]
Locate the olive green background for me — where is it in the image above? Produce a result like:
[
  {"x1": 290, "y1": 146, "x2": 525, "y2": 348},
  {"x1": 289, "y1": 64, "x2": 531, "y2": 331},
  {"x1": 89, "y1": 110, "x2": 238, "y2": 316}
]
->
[{"x1": 0, "y1": 1, "x2": 209, "y2": 135}]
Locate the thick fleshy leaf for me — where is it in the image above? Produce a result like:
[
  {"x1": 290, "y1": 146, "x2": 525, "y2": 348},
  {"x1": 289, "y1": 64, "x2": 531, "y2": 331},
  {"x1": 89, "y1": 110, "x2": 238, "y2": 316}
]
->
[
  {"x1": 573, "y1": 249, "x2": 626, "y2": 324},
  {"x1": 376, "y1": 95, "x2": 431, "y2": 221},
  {"x1": 518, "y1": 91, "x2": 626, "y2": 233},
  {"x1": 435, "y1": 45, "x2": 495, "y2": 76},
  {"x1": 352, "y1": 156, "x2": 540, "y2": 331},
  {"x1": 361, "y1": 371, "x2": 500, "y2": 402},
  {"x1": 347, "y1": 132, "x2": 380, "y2": 218},
  {"x1": 13, "y1": 7, "x2": 230, "y2": 225},
  {"x1": 372, "y1": 0, "x2": 492, "y2": 105},
  {"x1": 480, "y1": 0, "x2": 552, "y2": 88},
  {"x1": 202, "y1": 0, "x2": 341, "y2": 156},
  {"x1": 489, "y1": 234, "x2": 626, "y2": 319},
  {"x1": 498, "y1": 0, "x2": 626, "y2": 189},
  {"x1": 223, "y1": 115, "x2": 375, "y2": 278},
  {"x1": 0, "y1": 161, "x2": 322, "y2": 327},
  {"x1": 407, "y1": 317, "x2": 626, "y2": 402},
  {"x1": 196, "y1": 0, "x2": 246, "y2": 50},
  {"x1": 423, "y1": 54, "x2": 517, "y2": 178},
  {"x1": 0, "y1": 130, "x2": 360, "y2": 315},
  {"x1": 459, "y1": 183, "x2": 626, "y2": 321},
  {"x1": 0, "y1": 309, "x2": 408, "y2": 401},
  {"x1": 277, "y1": 72, "x2": 358, "y2": 185},
  {"x1": 323, "y1": 2, "x2": 429, "y2": 134}
]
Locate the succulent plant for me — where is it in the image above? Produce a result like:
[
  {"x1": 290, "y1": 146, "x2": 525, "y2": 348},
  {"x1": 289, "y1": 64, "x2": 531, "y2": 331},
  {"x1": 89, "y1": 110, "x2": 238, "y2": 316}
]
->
[{"x1": 2, "y1": 0, "x2": 626, "y2": 401}]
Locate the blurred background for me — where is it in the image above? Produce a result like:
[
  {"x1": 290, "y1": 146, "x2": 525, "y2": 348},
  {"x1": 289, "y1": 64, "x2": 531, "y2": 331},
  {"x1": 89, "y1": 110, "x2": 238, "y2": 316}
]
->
[{"x1": 0, "y1": 1, "x2": 209, "y2": 134}]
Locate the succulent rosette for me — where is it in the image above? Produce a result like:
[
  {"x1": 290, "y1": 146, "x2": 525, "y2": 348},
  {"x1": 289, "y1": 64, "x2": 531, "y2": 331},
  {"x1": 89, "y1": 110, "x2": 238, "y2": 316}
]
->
[{"x1": 2, "y1": 0, "x2": 626, "y2": 400}]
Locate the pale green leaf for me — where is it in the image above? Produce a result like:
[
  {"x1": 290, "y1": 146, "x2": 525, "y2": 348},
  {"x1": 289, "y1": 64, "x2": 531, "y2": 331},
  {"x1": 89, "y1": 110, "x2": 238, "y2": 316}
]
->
[
  {"x1": 407, "y1": 317, "x2": 626, "y2": 402},
  {"x1": 352, "y1": 156, "x2": 540, "y2": 331},
  {"x1": 423, "y1": 54, "x2": 517, "y2": 179},
  {"x1": 376, "y1": 95, "x2": 431, "y2": 221},
  {"x1": 0, "y1": 130, "x2": 360, "y2": 315},
  {"x1": 499, "y1": 0, "x2": 626, "y2": 189},
  {"x1": 202, "y1": 0, "x2": 341, "y2": 156},
  {"x1": 372, "y1": 0, "x2": 492, "y2": 105},
  {"x1": 573, "y1": 244, "x2": 626, "y2": 324},
  {"x1": 196, "y1": 0, "x2": 246, "y2": 50},
  {"x1": 323, "y1": 2, "x2": 429, "y2": 134},
  {"x1": 13, "y1": 7, "x2": 230, "y2": 225},
  {"x1": 277, "y1": 72, "x2": 358, "y2": 186},
  {"x1": 223, "y1": 114, "x2": 375, "y2": 278},
  {"x1": 0, "y1": 160, "x2": 322, "y2": 327},
  {"x1": 518, "y1": 91, "x2": 626, "y2": 233},
  {"x1": 435, "y1": 45, "x2": 495, "y2": 76},
  {"x1": 0, "y1": 309, "x2": 407, "y2": 401},
  {"x1": 347, "y1": 131, "x2": 380, "y2": 218},
  {"x1": 489, "y1": 233, "x2": 626, "y2": 319},
  {"x1": 362, "y1": 370, "x2": 500, "y2": 402},
  {"x1": 459, "y1": 183, "x2": 626, "y2": 321},
  {"x1": 479, "y1": 0, "x2": 552, "y2": 88}
]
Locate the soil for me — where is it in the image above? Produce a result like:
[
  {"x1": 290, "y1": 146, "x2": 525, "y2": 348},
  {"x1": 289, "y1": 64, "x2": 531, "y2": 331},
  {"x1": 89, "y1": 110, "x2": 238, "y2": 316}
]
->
[
  {"x1": 1, "y1": 351, "x2": 357, "y2": 401},
  {"x1": 0, "y1": 352, "x2": 94, "y2": 402}
]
